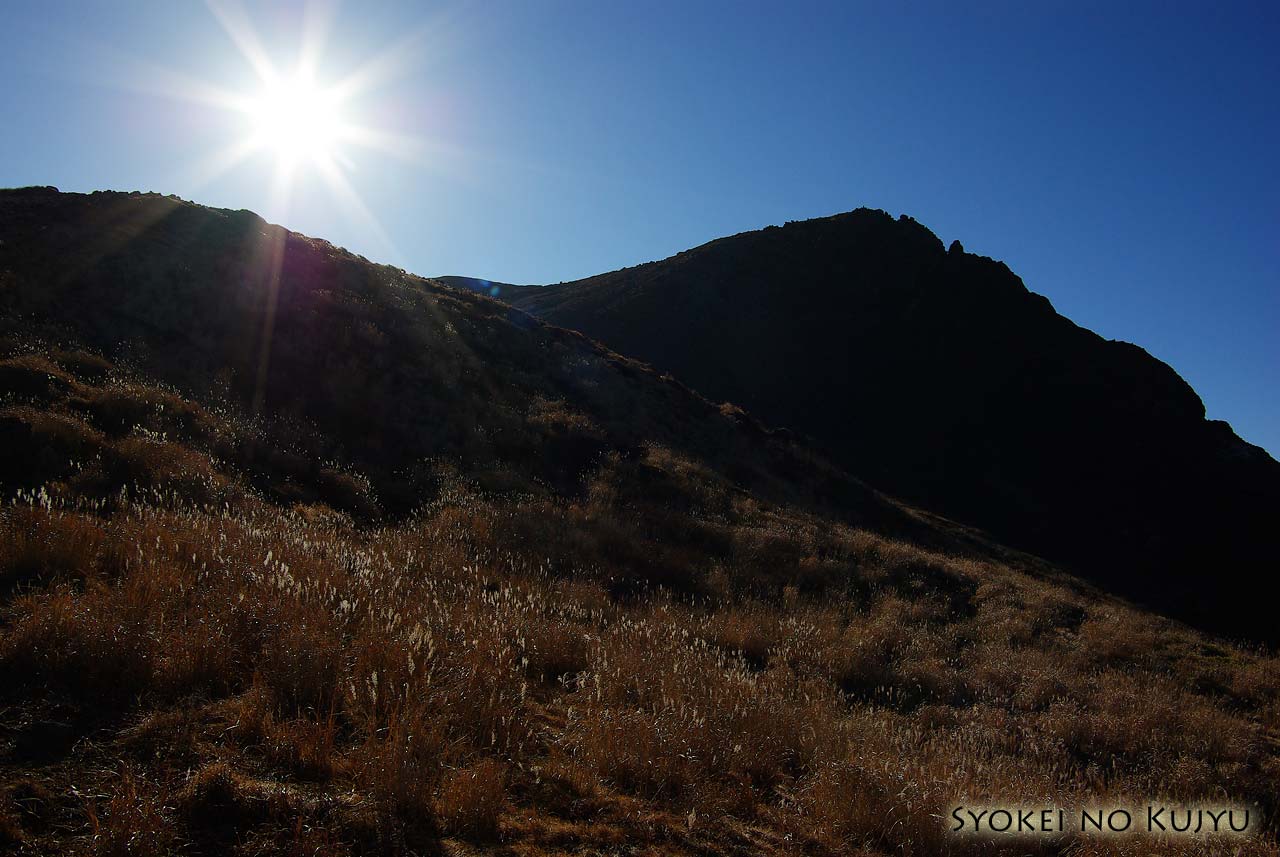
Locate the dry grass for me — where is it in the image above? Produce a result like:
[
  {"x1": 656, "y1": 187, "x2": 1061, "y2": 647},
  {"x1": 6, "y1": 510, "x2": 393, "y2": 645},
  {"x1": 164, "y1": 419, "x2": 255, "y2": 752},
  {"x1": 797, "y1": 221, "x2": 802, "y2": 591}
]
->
[
  {"x1": 87, "y1": 769, "x2": 175, "y2": 857},
  {"x1": 0, "y1": 348, "x2": 1278, "y2": 856},
  {"x1": 1, "y1": 485, "x2": 1276, "y2": 856}
]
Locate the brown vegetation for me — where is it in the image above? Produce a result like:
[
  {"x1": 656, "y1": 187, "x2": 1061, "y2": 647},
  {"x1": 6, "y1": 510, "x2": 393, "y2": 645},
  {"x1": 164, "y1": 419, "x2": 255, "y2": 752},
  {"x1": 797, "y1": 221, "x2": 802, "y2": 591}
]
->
[
  {"x1": 0, "y1": 383, "x2": 1277, "y2": 853},
  {"x1": 0, "y1": 190, "x2": 1277, "y2": 855}
]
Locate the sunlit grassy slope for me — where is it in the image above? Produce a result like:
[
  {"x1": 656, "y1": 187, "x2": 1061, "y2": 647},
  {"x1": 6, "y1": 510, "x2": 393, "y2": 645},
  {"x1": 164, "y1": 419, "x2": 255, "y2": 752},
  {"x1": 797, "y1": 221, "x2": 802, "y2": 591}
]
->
[{"x1": 0, "y1": 188, "x2": 1277, "y2": 855}]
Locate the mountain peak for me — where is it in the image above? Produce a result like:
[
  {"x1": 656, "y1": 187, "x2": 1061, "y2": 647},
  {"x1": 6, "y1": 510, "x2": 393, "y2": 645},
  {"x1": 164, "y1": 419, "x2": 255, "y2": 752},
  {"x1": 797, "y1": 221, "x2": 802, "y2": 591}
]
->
[{"x1": 505, "y1": 207, "x2": 1279, "y2": 640}]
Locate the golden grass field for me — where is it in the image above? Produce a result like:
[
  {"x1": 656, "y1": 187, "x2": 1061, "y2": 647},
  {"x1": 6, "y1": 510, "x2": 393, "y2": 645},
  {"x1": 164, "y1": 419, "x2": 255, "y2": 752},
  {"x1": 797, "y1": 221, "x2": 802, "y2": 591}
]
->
[{"x1": 1, "y1": 345, "x2": 1278, "y2": 856}]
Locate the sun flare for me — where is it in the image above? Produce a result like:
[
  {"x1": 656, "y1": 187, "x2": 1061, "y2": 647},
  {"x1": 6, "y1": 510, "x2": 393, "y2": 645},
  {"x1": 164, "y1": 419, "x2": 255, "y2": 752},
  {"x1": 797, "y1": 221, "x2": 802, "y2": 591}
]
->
[
  {"x1": 246, "y1": 74, "x2": 345, "y2": 163},
  {"x1": 142, "y1": 0, "x2": 439, "y2": 257}
]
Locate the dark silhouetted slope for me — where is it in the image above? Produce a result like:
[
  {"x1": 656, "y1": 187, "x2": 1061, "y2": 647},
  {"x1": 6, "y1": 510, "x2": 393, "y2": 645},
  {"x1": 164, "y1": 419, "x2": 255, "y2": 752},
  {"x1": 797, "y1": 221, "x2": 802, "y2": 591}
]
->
[
  {"x1": 435, "y1": 275, "x2": 536, "y2": 302},
  {"x1": 0, "y1": 188, "x2": 918, "y2": 543},
  {"x1": 3, "y1": 189, "x2": 1280, "y2": 856},
  {"x1": 508, "y1": 210, "x2": 1280, "y2": 640}
]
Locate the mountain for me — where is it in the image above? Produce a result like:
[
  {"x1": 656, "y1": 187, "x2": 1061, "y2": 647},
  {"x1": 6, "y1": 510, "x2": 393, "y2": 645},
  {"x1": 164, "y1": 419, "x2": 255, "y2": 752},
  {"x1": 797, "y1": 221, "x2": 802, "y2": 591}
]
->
[
  {"x1": 0, "y1": 188, "x2": 912, "y2": 535},
  {"x1": 505, "y1": 209, "x2": 1280, "y2": 642},
  {"x1": 1, "y1": 188, "x2": 1277, "y2": 856}
]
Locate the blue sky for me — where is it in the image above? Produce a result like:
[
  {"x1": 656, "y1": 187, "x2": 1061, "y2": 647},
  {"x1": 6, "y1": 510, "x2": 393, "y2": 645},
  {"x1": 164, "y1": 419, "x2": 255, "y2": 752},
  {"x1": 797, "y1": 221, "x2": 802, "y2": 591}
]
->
[{"x1": 1, "y1": 1, "x2": 1276, "y2": 454}]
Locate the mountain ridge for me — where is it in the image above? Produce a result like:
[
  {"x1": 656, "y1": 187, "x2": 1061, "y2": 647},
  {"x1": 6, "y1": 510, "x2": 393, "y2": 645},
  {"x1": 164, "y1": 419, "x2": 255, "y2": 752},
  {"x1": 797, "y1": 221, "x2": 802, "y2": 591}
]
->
[
  {"x1": 3, "y1": 187, "x2": 1279, "y2": 855},
  {"x1": 500, "y1": 207, "x2": 1280, "y2": 641},
  {"x1": 0, "y1": 187, "x2": 959, "y2": 549}
]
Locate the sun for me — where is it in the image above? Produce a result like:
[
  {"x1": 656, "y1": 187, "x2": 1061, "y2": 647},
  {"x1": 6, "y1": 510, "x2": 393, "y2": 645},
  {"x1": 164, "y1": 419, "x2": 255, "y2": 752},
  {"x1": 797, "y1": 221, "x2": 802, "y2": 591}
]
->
[
  {"x1": 138, "y1": 0, "x2": 439, "y2": 258},
  {"x1": 246, "y1": 74, "x2": 345, "y2": 164}
]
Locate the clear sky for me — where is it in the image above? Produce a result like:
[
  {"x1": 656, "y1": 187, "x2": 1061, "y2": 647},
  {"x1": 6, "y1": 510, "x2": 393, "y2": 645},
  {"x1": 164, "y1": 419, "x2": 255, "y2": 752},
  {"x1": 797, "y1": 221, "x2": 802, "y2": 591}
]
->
[{"x1": 1, "y1": 1, "x2": 1276, "y2": 454}]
